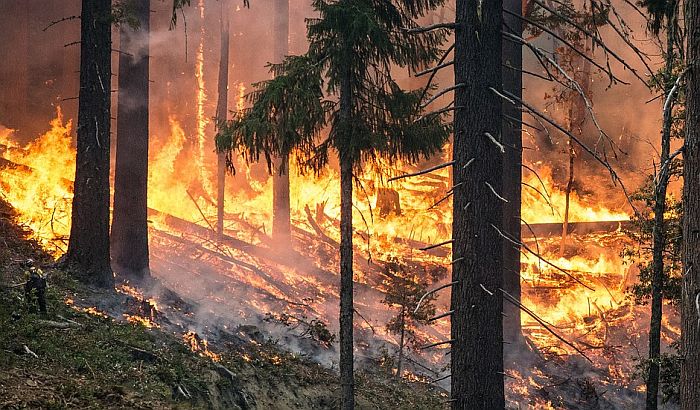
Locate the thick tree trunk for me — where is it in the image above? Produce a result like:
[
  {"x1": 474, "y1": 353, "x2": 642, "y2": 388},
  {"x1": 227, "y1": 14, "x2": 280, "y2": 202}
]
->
[
  {"x1": 681, "y1": 1, "x2": 700, "y2": 407},
  {"x1": 112, "y1": 0, "x2": 151, "y2": 280},
  {"x1": 647, "y1": 8, "x2": 676, "y2": 408},
  {"x1": 339, "y1": 150, "x2": 354, "y2": 410},
  {"x1": 502, "y1": 0, "x2": 523, "y2": 348},
  {"x1": 451, "y1": 0, "x2": 504, "y2": 408},
  {"x1": 272, "y1": 0, "x2": 292, "y2": 243},
  {"x1": 338, "y1": 35, "x2": 355, "y2": 407},
  {"x1": 216, "y1": 0, "x2": 231, "y2": 238},
  {"x1": 66, "y1": 0, "x2": 113, "y2": 288}
]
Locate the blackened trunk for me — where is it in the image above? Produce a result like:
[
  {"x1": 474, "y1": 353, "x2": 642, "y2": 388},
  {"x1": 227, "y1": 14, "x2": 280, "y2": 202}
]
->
[
  {"x1": 681, "y1": 1, "x2": 700, "y2": 406},
  {"x1": 338, "y1": 41, "x2": 355, "y2": 409},
  {"x1": 66, "y1": 0, "x2": 113, "y2": 288},
  {"x1": 216, "y1": 0, "x2": 231, "y2": 238},
  {"x1": 646, "y1": 7, "x2": 676, "y2": 407},
  {"x1": 502, "y1": 0, "x2": 523, "y2": 348},
  {"x1": 451, "y1": 0, "x2": 504, "y2": 408},
  {"x1": 112, "y1": 0, "x2": 151, "y2": 280},
  {"x1": 339, "y1": 151, "x2": 354, "y2": 409},
  {"x1": 272, "y1": 0, "x2": 291, "y2": 243}
]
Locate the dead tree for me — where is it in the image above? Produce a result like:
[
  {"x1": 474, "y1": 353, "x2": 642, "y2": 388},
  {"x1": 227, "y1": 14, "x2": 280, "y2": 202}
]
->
[
  {"x1": 66, "y1": 0, "x2": 113, "y2": 288},
  {"x1": 112, "y1": 0, "x2": 151, "y2": 280}
]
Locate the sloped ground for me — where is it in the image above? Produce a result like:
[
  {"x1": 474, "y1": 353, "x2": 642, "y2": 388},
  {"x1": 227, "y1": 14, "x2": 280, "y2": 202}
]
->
[{"x1": 0, "y1": 199, "x2": 447, "y2": 409}]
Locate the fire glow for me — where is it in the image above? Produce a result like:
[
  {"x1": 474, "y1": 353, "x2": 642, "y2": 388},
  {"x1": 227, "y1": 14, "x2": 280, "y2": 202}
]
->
[{"x1": 0, "y1": 109, "x2": 643, "y2": 396}]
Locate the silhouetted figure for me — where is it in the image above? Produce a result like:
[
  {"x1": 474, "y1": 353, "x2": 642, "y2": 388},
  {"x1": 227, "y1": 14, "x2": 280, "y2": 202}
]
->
[{"x1": 23, "y1": 260, "x2": 47, "y2": 314}]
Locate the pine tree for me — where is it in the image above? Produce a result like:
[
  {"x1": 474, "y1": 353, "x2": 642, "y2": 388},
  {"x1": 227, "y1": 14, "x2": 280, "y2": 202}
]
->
[
  {"x1": 217, "y1": 1, "x2": 449, "y2": 407},
  {"x1": 381, "y1": 258, "x2": 444, "y2": 378},
  {"x1": 638, "y1": 2, "x2": 682, "y2": 407},
  {"x1": 681, "y1": 0, "x2": 700, "y2": 407},
  {"x1": 66, "y1": 0, "x2": 113, "y2": 288},
  {"x1": 112, "y1": 0, "x2": 151, "y2": 280},
  {"x1": 502, "y1": 0, "x2": 524, "y2": 348},
  {"x1": 272, "y1": 0, "x2": 292, "y2": 244},
  {"x1": 450, "y1": 0, "x2": 504, "y2": 408}
]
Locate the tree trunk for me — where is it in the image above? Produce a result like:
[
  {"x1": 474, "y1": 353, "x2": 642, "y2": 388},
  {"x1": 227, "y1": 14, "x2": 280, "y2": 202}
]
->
[
  {"x1": 501, "y1": 0, "x2": 523, "y2": 348},
  {"x1": 646, "y1": 6, "x2": 676, "y2": 408},
  {"x1": 397, "y1": 307, "x2": 406, "y2": 378},
  {"x1": 681, "y1": 1, "x2": 700, "y2": 406},
  {"x1": 451, "y1": 0, "x2": 504, "y2": 408},
  {"x1": 272, "y1": 0, "x2": 291, "y2": 244},
  {"x1": 112, "y1": 0, "x2": 151, "y2": 280},
  {"x1": 216, "y1": 0, "x2": 231, "y2": 239},
  {"x1": 338, "y1": 35, "x2": 355, "y2": 408},
  {"x1": 66, "y1": 0, "x2": 113, "y2": 288},
  {"x1": 339, "y1": 150, "x2": 354, "y2": 409}
]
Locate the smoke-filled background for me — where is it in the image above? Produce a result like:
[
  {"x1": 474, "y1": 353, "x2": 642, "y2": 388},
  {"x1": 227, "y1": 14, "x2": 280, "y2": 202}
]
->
[{"x1": 0, "y1": 1, "x2": 682, "y2": 406}]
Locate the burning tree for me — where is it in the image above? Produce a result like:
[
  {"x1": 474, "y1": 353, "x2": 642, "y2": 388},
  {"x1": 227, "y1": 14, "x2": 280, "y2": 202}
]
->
[
  {"x1": 381, "y1": 258, "x2": 443, "y2": 378},
  {"x1": 65, "y1": 0, "x2": 113, "y2": 288},
  {"x1": 216, "y1": 0, "x2": 450, "y2": 407}
]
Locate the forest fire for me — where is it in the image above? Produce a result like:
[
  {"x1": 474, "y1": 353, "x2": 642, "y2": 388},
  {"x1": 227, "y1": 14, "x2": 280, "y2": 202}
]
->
[
  {"x1": 0, "y1": 110, "x2": 639, "y2": 366},
  {"x1": 4, "y1": 0, "x2": 697, "y2": 407}
]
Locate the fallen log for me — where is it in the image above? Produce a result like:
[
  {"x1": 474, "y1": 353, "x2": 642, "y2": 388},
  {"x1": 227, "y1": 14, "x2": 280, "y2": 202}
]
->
[{"x1": 521, "y1": 220, "x2": 630, "y2": 238}]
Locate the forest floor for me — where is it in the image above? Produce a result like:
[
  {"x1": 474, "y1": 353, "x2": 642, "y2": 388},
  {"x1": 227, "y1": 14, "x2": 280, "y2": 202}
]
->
[{"x1": 0, "y1": 199, "x2": 447, "y2": 409}]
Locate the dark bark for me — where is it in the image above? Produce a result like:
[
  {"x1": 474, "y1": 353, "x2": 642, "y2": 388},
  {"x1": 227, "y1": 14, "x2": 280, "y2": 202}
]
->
[
  {"x1": 681, "y1": 0, "x2": 700, "y2": 407},
  {"x1": 66, "y1": 0, "x2": 113, "y2": 288},
  {"x1": 112, "y1": 0, "x2": 151, "y2": 280},
  {"x1": 339, "y1": 150, "x2": 354, "y2": 410},
  {"x1": 502, "y1": 0, "x2": 524, "y2": 348},
  {"x1": 216, "y1": 0, "x2": 231, "y2": 238},
  {"x1": 339, "y1": 35, "x2": 355, "y2": 409},
  {"x1": 272, "y1": 0, "x2": 292, "y2": 243},
  {"x1": 451, "y1": 0, "x2": 504, "y2": 408},
  {"x1": 646, "y1": 6, "x2": 676, "y2": 408}
]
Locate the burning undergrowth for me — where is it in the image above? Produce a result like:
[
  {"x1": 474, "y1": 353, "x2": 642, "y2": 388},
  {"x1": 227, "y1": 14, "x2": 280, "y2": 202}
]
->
[{"x1": 0, "y1": 110, "x2": 682, "y2": 408}]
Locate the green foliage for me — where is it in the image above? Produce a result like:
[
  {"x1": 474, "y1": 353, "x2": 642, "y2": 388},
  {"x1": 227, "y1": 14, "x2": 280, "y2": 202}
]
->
[
  {"x1": 633, "y1": 342, "x2": 682, "y2": 404},
  {"x1": 622, "y1": 173, "x2": 683, "y2": 305},
  {"x1": 638, "y1": 0, "x2": 676, "y2": 34},
  {"x1": 169, "y1": 0, "x2": 250, "y2": 29},
  {"x1": 216, "y1": 0, "x2": 451, "y2": 175},
  {"x1": 381, "y1": 258, "x2": 446, "y2": 350}
]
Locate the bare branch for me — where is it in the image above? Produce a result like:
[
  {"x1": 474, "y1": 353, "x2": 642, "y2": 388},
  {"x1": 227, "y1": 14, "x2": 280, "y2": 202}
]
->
[
  {"x1": 387, "y1": 161, "x2": 454, "y2": 182},
  {"x1": 414, "y1": 281, "x2": 458, "y2": 314},
  {"x1": 43, "y1": 15, "x2": 80, "y2": 32},
  {"x1": 420, "y1": 239, "x2": 453, "y2": 251},
  {"x1": 421, "y1": 83, "x2": 465, "y2": 109},
  {"x1": 405, "y1": 22, "x2": 456, "y2": 33}
]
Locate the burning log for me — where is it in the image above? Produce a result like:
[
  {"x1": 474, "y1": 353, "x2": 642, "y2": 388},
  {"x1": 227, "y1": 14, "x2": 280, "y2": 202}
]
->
[{"x1": 304, "y1": 204, "x2": 338, "y2": 247}]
